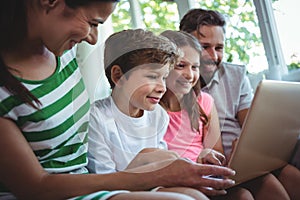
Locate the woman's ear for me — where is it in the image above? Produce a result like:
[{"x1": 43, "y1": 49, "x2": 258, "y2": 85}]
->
[
  {"x1": 40, "y1": 0, "x2": 60, "y2": 13},
  {"x1": 111, "y1": 65, "x2": 124, "y2": 86}
]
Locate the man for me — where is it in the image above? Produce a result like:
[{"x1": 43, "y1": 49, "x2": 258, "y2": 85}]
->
[
  {"x1": 180, "y1": 10, "x2": 300, "y2": 199},
  {"x1": 180, "y1": 8, "x2": 254, "y2": 158}
]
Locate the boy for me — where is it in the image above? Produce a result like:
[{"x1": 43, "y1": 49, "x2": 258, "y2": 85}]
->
[
  {"x1": 87, "y1": 29, "x2": 178, "y2": 173},
  {"x1": 87, "y1": 29, "x2": 208, "y2": 199}
]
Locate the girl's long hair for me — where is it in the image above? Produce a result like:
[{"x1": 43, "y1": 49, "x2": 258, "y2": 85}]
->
[{"x1": 160, "y1": 30, "x2": 209, "y2": 131}]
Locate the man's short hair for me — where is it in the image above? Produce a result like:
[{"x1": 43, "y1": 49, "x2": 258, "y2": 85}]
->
[{"x1": 180, "y1": 8, "x2": 227, "y2": 34}]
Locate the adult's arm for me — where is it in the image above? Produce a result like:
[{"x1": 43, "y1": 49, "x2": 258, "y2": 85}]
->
[
  {"x1": 0, "y1": 117, "x2": 236, "y2": 199},
  {"x1": 237, "y1": 108, "x2": 249, "y2": 127},
  {"x1": 237, "y1": 74, "x2": 253, "y2": 127}
]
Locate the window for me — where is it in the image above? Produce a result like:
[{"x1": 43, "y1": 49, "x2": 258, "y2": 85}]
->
[
  {"x1": 273, "y1": 0, "x2": 300, "y2": 71},
  {"x1": 110, "y1": 0, "x2": 299, "y2": 85}
]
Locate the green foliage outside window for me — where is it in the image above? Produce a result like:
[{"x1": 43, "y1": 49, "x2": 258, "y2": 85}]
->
[
  {"x1": 111, "y1": 0, "x2": 299, "y2": 72},
  {"x1": 288, "y1": 62, "x2": 300, "y2": 71},
  {"x1": 111, "y1": 0, "x2": 261, "y2": 65}
]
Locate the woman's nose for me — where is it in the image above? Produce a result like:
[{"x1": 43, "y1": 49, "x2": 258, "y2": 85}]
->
[{"x1": 85, "y1": 27, "x2": 98, "y2": 45}]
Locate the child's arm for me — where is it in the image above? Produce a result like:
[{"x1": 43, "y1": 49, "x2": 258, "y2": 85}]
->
[
  {"x1": 125, "y1": 106, "x2": 177, "y2": 170},
  {"x1": 126, "y1": 148, "x2": 179, "y2": 170},
  {"x1": 203, "y1": 104, "x2": 223, "y2": 153},
  {"x1": 199, "y1": 104, "x2": 226, "y2": 166}
]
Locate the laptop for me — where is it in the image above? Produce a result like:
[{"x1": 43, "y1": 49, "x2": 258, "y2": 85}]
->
[{"x1": 226, "y1": 80, "x2": 300, "y2": 187}]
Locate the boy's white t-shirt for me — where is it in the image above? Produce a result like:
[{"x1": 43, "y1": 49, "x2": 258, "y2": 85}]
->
[{"x1": 87, "y1": 96, "x2": 169, "y2": 174}]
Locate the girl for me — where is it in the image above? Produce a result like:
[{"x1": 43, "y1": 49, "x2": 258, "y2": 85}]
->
[{"x1": 160, "y1": 30, "x2": 225, "y2": 166}]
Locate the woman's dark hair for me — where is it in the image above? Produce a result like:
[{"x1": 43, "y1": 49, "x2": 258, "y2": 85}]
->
[
  {"x1": 65, "y1": 0, "x2": 119, "y2": 8},
  {"x1": 160, "y1": 30, "x2": 209, "y2": 131},
  {"x1": 0, "y1": 0, "x2": 118, "y2": 109}
]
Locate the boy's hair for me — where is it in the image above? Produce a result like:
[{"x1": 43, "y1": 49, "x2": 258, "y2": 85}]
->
[
  {"x1": 160, "y1": 30, "x2": 209, "y2": 131},
  {"x1": 179, "y1": 8, "x2": 227, "y2": 34},
  {"x1": 104, "y1": 29, "x2": 178, "y2": 88}
]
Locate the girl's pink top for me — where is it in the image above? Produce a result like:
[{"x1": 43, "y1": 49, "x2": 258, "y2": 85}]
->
[{"x1": 164, "y1": 92, "x2": 214, "y2": 162}]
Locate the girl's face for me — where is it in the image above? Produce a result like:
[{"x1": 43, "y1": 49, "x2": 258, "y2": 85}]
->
[
  {"x1": 39, "y1": 1, "x2": 117, "y2": 56},
  {"x1": 166, "y1": 45, "x2": 200, "y2": 98},
  {"x1": 119, "y1": 64, "x2": 169, "y2": 117}
]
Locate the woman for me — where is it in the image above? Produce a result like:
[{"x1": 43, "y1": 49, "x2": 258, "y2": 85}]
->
[{"x1": 0, "y1": 1, "x2": 236, "y2": 199}]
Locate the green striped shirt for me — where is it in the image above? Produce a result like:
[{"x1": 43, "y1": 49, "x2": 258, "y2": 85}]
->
[{"x1": 0, "y1": 47, "x2": 90, "y2": 173}]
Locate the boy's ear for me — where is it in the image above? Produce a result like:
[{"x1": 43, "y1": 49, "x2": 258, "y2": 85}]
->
[{"x1": 111, "y1": 65, "x2": 124, "y2": 86}]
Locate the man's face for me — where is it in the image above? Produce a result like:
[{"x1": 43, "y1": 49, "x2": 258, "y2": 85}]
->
[{"x1": 191, "y1": 25, "x2": 225, "y2": 83}]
